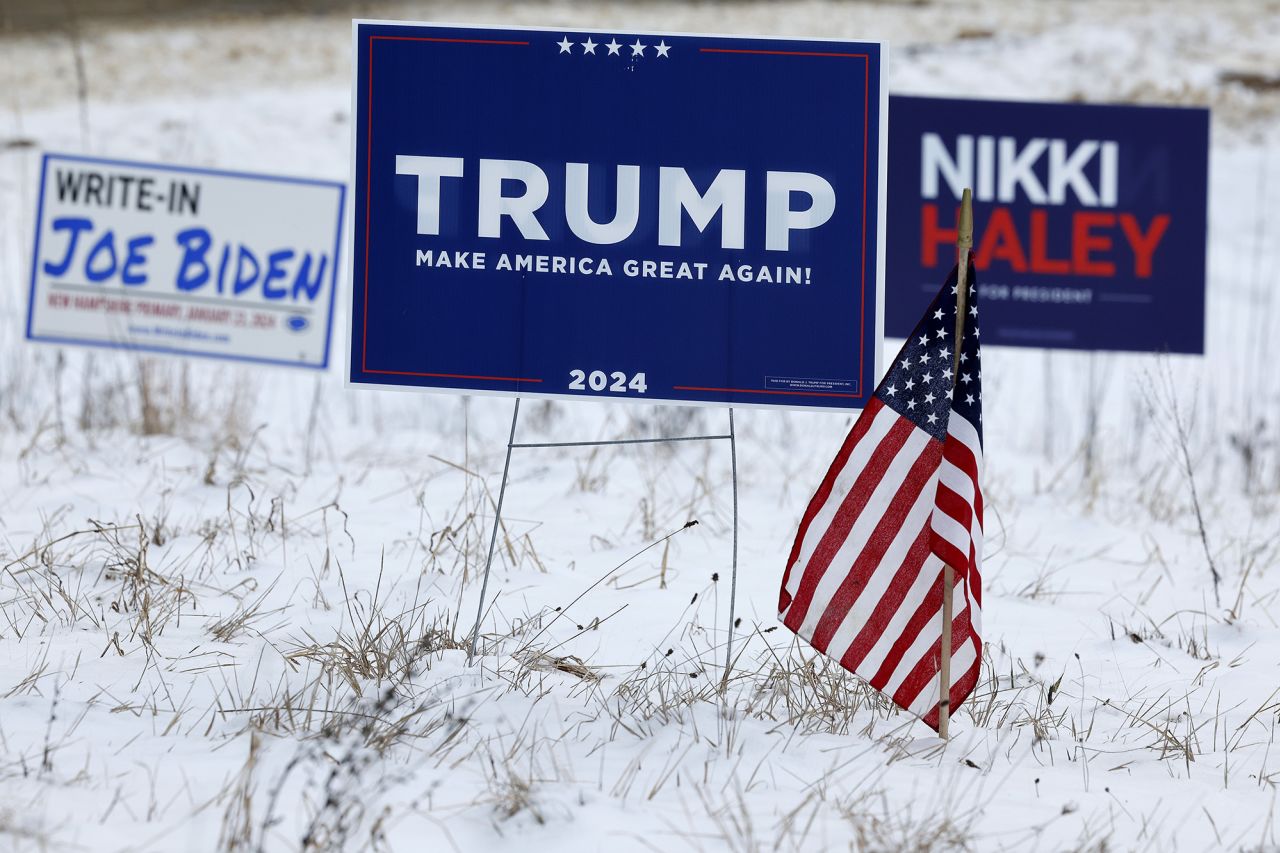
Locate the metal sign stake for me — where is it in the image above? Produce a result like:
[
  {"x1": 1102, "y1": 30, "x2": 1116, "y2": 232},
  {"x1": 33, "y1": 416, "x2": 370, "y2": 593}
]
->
[
  {"x1": 466, "y1": 398, "x2": 742, "y2": 680},
  {"x1": 467, "y1": 397, "x2": 521, "y2": 665}
]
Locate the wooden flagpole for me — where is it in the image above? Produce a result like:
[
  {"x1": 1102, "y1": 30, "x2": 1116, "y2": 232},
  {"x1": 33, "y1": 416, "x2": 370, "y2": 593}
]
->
[{"x1": 939, "y1": 188, "x2": 974, "y2": 740}]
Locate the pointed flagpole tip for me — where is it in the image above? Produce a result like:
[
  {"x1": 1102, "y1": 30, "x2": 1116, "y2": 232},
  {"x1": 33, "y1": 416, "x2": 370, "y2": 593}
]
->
[{"x1": 957, "y1": 188, "x2": 974, "y2": 252}]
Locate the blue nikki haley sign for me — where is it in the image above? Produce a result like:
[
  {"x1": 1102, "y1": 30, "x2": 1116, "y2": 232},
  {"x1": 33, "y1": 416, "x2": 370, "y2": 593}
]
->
[
  {"x1": 886, "y1": 96, "x2": 1209, "y2": 354},
  {"x1": 349, "y1": 22, "x2": 886, "y2": 410}
]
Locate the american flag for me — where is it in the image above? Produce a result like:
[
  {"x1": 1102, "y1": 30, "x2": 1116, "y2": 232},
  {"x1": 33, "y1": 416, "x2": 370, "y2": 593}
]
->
[{"x1": 778, "y1": 263, "x2": 983, "y2": 731}]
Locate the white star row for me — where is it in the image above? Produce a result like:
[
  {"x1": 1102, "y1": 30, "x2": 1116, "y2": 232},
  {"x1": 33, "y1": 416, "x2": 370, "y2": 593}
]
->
[
  {"x1": 557, "y1": 36, "x2": 671, "y2": 57},
  {"x1": 883, "y1": 384, "x2": 981, "y2": 412},
  {"x1": 884, "y1": 367, "x2": 981, "y2": 393},
  {"x1": 926, "y1": 309, "x2": 981, "y2": 349}
]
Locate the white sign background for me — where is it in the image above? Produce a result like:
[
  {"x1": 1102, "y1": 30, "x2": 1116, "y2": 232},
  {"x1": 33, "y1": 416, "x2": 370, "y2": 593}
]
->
[{"x1": 27, "y1": 154, "x2": 345, "y2": 369}]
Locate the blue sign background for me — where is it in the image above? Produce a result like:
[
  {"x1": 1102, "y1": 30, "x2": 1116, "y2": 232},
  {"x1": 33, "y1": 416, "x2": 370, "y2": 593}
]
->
[
  {"x1": 350, "y1": 22, "x2": 885, "y2": 409},
  {"x1": 886, "y1": 95, "x2": 1208, "y2": 354}
]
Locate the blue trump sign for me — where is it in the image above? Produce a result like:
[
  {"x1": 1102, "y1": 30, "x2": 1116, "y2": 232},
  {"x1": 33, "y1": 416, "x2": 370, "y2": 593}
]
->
[
  {"x1": 886, "y1": 95, "x2": 1209, "y2": 354},
  {"x1": 349, "y1": 22, "x2": 886, "y2": 409}
]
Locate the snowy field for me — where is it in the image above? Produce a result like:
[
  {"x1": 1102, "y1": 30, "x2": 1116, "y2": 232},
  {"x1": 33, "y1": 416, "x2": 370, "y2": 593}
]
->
[{"x1": 2, "y1": 1, "x2": 1280, "y2": 850}]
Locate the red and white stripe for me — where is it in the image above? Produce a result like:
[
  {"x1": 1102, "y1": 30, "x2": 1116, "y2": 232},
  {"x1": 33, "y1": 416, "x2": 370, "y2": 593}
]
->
[
  {"x1": 778, "y1": 399, "x2": 984, "y2": 731},
  {"x1": 927, "y1": 408, "x2": 983, "y2": 727}
]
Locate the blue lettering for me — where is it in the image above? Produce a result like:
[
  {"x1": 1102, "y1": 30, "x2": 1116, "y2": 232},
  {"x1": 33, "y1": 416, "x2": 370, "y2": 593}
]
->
[
  {"x1": 233, "y1": 246, "x2": 260, "y2": 295},
  {"x1": 85, "y1": 230, "x2": 118, "y2": 283},
  {"x1": 176, "y1": 227, "x2": 212, "y2": 291},
  {"x1": 121, "y1": 234, "x2": 154, "y2": 286},
  {"x1": 216, "y1": 245, "x2": 231, "y2": 294},
  {"x1": 292, "y1": 253, "x2": 328, "y2": 301},
  {"x1": 43, "y1": 217, "x2": 94, "y2": 277},
  {"x1": 262, "y1": 249, "x2": 294, "y2": 300}
]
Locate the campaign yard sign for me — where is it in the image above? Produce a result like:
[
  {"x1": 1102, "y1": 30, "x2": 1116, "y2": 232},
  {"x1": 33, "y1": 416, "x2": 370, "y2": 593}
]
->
[
  {"x1": 349, "y1": 22, "x2": 886, "y2": 410},
  {"x1": 886, "y1": 96, "x2": 1209, "y2": 354},
  {"x1": 27, "y1": 154, "x2": 345, "y2": 369}
]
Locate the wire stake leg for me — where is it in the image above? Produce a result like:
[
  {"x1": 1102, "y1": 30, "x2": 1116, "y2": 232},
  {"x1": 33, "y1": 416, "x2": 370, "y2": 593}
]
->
[{"x1": 467, "y1": 397, "x2": 521, "y2": 665}]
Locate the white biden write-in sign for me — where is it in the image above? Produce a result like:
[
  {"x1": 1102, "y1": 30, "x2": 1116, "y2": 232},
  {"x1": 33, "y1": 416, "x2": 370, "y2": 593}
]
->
[{"x1": 27, "y1": 154, "x2": 346, "y2": 369}]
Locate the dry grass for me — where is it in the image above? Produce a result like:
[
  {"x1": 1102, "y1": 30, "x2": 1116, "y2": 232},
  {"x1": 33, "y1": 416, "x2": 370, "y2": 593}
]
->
[{"x1": 2, "y1": 349, "x2": 1280, "y2": 853}]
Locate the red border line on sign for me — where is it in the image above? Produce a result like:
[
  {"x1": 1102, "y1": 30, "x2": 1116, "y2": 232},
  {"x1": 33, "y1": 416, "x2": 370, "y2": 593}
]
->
[
  {"x1": 673, "y1": 386, "x2": 858, "y2": 399},
  {"x1": 373, "y1": 36, "x2": 530, "y2": 45},
  {"x1": 366, "y1": 368, "x2": 543, "y2": 383},
  {"x1": 362, "y1": 34, "x2": 542, "y2": 385},
  {"x1": 699, "y1": 48, "x2": 870, "y2": 58},
  {"x1": 693, "y1": 48, "x2": 872, "y2": 400}
]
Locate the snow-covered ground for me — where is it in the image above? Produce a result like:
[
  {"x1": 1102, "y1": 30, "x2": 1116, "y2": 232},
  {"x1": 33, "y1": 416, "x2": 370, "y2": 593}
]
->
[{"x1": 2, "y1": 2, "x2": 1280, "y2": 850}]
